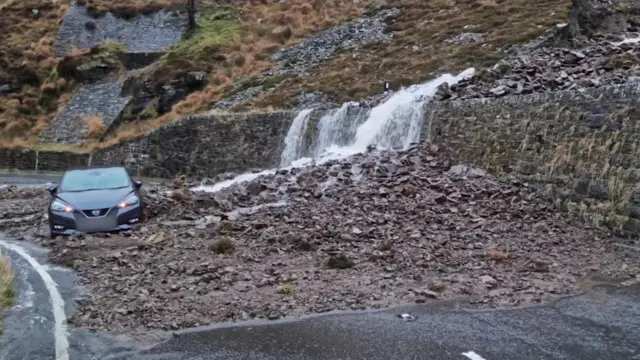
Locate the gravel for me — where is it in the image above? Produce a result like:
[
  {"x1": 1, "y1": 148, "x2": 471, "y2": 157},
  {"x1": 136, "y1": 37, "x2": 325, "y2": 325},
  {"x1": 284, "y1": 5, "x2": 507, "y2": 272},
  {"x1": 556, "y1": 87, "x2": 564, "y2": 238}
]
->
[{"x1": 1, "y1": 141, "x2": 637, "y2": 334}]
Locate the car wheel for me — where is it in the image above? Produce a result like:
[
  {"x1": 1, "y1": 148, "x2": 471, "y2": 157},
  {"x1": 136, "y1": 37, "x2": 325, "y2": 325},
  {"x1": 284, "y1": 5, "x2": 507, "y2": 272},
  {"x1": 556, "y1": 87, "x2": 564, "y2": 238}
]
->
[{"x1": 49, "y1": 229, "x2": 57, "y2": 239}]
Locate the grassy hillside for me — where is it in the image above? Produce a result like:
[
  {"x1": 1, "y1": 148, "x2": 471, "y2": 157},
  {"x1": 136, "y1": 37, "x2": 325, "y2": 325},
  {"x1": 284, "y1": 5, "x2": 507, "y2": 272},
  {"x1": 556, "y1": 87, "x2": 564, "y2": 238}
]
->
[{"x1": 0, "y1": 0, "x2": 571, "y2": 149}]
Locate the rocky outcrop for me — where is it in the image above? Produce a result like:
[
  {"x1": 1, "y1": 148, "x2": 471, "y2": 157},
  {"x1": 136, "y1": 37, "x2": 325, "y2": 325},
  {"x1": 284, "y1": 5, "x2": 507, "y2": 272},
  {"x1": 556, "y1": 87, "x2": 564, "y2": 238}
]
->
[
  {"x1": 213, "y1": 86, "x2": 264, "y2": 110},
  {"x1": 555, "y1": 0, "x2": 640, "y2": 45},
  {"x1": 120, "y1": 71, "x2": 207, "y2": 121},
  {"x1": 38, "y1": 81, "x2": 131, "y2": 144},
  {"x1": 54, "y1": 3, "x2": 188, "y2": 63}
]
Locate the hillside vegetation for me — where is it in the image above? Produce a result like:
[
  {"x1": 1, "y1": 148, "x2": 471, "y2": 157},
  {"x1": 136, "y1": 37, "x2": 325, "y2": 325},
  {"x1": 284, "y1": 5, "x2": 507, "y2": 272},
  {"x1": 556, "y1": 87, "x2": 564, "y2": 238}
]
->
[
  {"x1": 0, "y1": 0, "x2": 571, "y2": 148},
  {"x1": 0, "y1": 254, "x2": 14, "y2": 324}
]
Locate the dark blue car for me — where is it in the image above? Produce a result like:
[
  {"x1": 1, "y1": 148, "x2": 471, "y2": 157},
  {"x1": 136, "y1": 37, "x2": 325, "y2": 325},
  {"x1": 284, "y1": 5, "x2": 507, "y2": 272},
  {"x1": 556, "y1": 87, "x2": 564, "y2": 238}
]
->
[{"x1": 47, "y1": 166, "x2": 144, "y2": 238}]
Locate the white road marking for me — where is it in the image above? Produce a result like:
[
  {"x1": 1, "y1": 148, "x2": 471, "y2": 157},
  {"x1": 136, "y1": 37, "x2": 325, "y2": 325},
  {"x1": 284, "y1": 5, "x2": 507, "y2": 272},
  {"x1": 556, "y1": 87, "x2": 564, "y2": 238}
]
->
[
  {"x1": 462, "y1": 351, "x2": 487, "y2": 360},
  {"x1": 0, "y1": 240, "x2": 70, "y2": 360}
]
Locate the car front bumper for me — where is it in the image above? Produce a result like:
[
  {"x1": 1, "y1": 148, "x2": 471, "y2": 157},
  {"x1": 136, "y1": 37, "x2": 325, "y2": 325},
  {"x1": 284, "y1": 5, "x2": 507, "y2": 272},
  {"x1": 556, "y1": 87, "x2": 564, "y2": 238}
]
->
[{"x1": 49, "y1": 205, "x2": 143, "y2": 236}]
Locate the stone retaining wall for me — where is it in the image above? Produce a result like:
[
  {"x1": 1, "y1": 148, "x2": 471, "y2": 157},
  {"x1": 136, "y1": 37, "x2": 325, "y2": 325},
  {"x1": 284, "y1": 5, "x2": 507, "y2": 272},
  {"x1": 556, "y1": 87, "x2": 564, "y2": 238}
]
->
[
  {"x1": 426, "y1": 82, "x2": 640, "y2": 236},
  {"x1": 2, "y1": 111, "x2": 299, "y2": 178},
  {"x1": 2, "y1": 83, "x2": 640, "y2": 234}
]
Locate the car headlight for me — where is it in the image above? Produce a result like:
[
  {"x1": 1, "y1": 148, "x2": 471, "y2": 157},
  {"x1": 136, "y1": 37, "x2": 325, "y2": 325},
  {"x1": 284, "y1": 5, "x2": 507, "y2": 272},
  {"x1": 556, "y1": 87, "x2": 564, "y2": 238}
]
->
[
  {"x1": 118, "y1": 194, "x2": 139, "y2": 208},
  {"x1": 51, "y1": 200, "x2": 74, "y2": 213}
]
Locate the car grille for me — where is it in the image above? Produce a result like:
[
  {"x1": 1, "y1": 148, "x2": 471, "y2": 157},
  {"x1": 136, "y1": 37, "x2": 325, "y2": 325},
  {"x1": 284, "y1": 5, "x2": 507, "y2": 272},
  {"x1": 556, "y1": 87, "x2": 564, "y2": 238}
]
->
[
  {"x1": 75, "y1": 210, "x2": 118, "y2": 232},
  {"x1": 81, "y1": 208, "x2": 110, "y2": 217}
]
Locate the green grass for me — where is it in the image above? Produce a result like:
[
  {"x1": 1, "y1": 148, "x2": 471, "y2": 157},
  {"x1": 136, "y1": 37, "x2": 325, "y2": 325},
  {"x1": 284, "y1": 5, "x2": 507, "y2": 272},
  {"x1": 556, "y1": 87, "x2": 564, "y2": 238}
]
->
[{"x1": 157, "y1": 8, "x2": 240, "y2": 73}]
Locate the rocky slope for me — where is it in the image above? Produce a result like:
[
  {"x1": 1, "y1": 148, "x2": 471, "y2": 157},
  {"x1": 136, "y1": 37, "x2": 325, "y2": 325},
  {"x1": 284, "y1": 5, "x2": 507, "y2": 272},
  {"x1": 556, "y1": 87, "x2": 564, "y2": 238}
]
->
[
  {"x1": 2, "y1": 0, "x2": 576, "y2": 145},
  {"x1": 1, "y1": 141, "x2": 637, "y2": 332},
  {"x1": 435, "y1": 29, "x2": 640, "y2": 101}
]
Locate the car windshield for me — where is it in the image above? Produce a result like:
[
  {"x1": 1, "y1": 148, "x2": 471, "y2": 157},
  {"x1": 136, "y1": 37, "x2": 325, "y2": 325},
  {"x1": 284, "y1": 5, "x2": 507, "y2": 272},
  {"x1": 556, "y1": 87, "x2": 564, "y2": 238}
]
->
[{"x1": 59, "y1": 167, "x2": 131, "y2": 192}]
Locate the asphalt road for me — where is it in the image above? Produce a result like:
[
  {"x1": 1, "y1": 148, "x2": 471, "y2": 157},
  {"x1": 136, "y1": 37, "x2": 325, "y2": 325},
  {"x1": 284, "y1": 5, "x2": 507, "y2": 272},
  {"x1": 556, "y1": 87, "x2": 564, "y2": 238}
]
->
[
  {"x1": 1, "y1": 232, "x2": 639, "y2": 360},
  {"x1": 113, "y1": 283, "x2": 640, "y2": 360},
  {"x1": 0, "y1": 172, "x2": 60, "y2": 186}
]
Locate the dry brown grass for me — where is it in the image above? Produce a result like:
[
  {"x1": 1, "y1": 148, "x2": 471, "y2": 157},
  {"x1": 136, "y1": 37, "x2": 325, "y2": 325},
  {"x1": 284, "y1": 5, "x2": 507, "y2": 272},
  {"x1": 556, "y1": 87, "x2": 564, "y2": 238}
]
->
[
  {"x1": 0, "y1": 253, "x2": 15, "y2": 313},
  {"x1": 83, "y1": 115, "x2": 105, "y2": 139},
  {"x1": 0, "y1": 0, "x2": 71, "y2": 144},
  {"x1": 247, "y1": 0, "x2": 572, "y2": 108},
  {"x1": 103, "y1": 0, "x2": 365, "y2": 140},
  {"x1": 77, "y1": 0, "x2": 183, "y2": 18}
]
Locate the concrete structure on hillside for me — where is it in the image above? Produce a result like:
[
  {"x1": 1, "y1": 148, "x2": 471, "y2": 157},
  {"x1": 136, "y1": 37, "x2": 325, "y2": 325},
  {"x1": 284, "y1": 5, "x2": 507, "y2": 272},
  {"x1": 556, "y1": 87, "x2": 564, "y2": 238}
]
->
[
  {"x1": 45, "y1": 3, "x2": 189, "y2": 144},
  {"x1": 54, "y1": 2, "x2": 188, "y2": 63}
]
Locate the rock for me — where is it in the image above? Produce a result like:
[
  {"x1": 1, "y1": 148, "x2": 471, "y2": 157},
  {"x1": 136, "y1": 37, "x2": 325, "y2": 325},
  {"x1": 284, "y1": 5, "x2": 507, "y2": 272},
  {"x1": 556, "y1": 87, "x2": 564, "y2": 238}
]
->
[
  {"x1": 266, "y1": 14, "x2": 396, "y2": 77},
  {"x1": 439, "y1": 28, "x2": 640, "y2": 102},
  {"x1": 561, "y1": 0, "x2": 634, "y2": 42},
  {"x1": 76, "y1": 60, "x2": 115, "y2": 83},
  {"x1": 443, "y1": 32, "x2": 485, "y2": 45},
  {"x1": 8, "y1": 138, "x2": 633, "y2": 334},
  {"x1": 480, "y1": 275, "x2": 498, "y2": 287},
  {"x1": 0, "y1": 84, "x2": 13, "y2": 94},
  {"x1": 185, "y1": 72, "x2": 207, "y2": 88}
]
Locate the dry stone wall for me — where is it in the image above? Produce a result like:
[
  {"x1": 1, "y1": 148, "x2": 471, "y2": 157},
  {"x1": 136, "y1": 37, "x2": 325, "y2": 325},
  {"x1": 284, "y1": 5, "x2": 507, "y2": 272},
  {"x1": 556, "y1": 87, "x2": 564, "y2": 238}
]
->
[{"x1": 2, "y1": 111, "x2": 299, "y2": 178}]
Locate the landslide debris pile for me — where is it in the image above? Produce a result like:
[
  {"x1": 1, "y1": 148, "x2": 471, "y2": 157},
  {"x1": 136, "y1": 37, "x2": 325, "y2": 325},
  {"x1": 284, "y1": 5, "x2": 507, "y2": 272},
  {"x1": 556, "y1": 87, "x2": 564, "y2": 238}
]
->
[
  {"x1": 2, "y1": 141, "x2": 635, "y2": 332},
  {"x1": 436, "y1": 32, "x2": 640, "y2": 101},
  {"x1": 434, "y1": 0, "x2": 640, "y2": 101}
]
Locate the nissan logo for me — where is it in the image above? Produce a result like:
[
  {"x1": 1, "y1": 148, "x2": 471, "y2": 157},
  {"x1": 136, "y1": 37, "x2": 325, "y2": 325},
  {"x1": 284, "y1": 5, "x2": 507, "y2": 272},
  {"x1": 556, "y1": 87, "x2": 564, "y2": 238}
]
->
[{"x1": 91, "y1": 210, "x2": 101, "y2": 216}]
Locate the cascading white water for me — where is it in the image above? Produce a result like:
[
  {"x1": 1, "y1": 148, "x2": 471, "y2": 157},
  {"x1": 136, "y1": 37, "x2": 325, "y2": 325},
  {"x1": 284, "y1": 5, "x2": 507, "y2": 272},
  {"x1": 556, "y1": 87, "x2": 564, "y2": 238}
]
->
[
  {"x1": 194, "y1": 68, "x2": 475, "y2": 193},
  {"x1": 280, "y1": 109, "x2": 313, "y2": 167},
  {"x1": 350, "y1": 68, "x2": 476, "y2": 152}
]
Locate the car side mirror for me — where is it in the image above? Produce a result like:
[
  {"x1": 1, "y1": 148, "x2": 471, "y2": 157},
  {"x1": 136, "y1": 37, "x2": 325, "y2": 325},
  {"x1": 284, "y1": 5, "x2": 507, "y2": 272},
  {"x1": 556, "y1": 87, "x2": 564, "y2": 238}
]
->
[
  {"x1": 134, "y1": 180, "x2": 143, "y2": 189},
  {"x1": 48, "y1": 185, "x2": 58, "y2": 196}
]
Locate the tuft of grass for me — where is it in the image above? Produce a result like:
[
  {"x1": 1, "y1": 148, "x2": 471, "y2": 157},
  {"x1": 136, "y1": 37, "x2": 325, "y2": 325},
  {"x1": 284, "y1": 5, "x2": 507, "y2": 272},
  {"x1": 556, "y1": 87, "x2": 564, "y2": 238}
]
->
[
  {"x1": 83, "y1": 114, "x2": 105, "y2": 139},
  {"x1": 327, "y1": 254, "x2": 354, "y2": 269},
  {"x1": 276, "y1": 284, "x2": 294, "y2": 295},
  {"x1": 0, "y1": 254, "x2": 15, "y2": 313},
  {"x1": 208, "y1": 238, "x2": 236, "y2": 254}
]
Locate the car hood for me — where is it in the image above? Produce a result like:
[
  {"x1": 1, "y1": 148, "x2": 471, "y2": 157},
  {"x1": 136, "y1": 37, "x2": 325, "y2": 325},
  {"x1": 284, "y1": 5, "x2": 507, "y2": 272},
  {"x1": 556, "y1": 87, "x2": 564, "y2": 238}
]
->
[{"x1": 56, "y1": 187, "x2": 135, "y2": 210}]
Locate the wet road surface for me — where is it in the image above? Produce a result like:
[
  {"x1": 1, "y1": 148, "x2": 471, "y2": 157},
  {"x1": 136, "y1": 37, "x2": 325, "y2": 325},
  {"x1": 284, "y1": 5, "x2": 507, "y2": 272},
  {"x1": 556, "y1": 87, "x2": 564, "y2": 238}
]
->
[
  {"x1": 113, "y1": 283, "x2": 640, "y2": 360},
  {"x1": 2, "y1": 231, "x2": 639, "y2": 360}
]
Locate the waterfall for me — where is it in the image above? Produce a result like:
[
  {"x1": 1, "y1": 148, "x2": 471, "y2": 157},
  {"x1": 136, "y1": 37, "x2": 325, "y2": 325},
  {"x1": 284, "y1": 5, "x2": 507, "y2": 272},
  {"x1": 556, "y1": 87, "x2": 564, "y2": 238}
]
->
[
  {"x1": 349, "y1": 68, "x2": 475, "y2": 152},
  {"x1": 280, "y1": 109, "x2": 313, "y2": 167},
  {"x1": 193, "y1": 68, "x2": 475, "y2": 193}
]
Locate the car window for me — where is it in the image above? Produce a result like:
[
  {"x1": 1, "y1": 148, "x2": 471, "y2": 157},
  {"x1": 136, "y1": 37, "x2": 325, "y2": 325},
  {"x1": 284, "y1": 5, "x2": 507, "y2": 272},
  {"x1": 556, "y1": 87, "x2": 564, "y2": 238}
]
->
[{"x1": 60, "y1": 167, "x2": 131, "y2": 192}]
